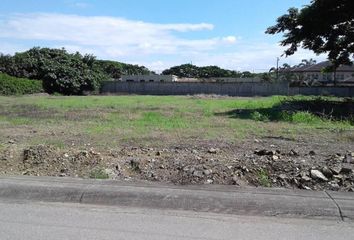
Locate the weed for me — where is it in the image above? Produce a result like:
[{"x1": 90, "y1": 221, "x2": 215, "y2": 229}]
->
[
  {"x1": 89, "y1": 168, "x2": 109, "y2": 179},
  {"x1": 258, "y1": 169, "x2": 271, "y2": 187}
]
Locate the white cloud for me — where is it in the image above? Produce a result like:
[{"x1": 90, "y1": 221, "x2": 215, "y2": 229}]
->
[
  {"x1": 136, "y1": 43, "x2": 326, "y2": 73},
  {"x1": 0, "y1": 13, "x2": 221, "y2": 56},
  {"x1": 222, "y1": 36, "x2": 237, "y2": 44},
  {"x1": 0, "y1": 13, "x2": 326, "y2": 72},
  {"x1": 72, "y1": 2, "x2": 91, "y2": 9}
]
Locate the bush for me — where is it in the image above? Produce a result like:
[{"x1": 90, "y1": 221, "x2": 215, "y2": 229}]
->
[
  {"x1": 0, "y1": 48, "x2": 108, "y2": 95},
  {"x1": 0, "y1": 73, "x2": 43, "y2": 95},
  {"x1": 0, "y1": 48, "x2": 153, "y2": 95}
]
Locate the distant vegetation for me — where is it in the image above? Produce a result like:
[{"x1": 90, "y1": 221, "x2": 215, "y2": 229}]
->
[
  {"x1": 0, "y1": 47, "x2": 152, "y2": 95},
  {"x1": 0, "y1": 47, "x2": 324, "y2": 95},
  {"x1": 94, "y1": 60, "x2": 153, "y2": 79},
  {"x1": 0, "y1": 73, "x2": 43, "y2": 95},
  {"x1": 162, "y1": 64, "x2": 257, "y2": 78}
]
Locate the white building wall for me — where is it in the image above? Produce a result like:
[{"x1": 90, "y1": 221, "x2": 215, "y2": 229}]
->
[{"x1": 121, "y1": 75, "x2": 177, "y2": 82}]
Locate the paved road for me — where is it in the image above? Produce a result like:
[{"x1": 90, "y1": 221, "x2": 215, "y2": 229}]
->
[{"x1": 0, "y1": 200, "x2": 353, "y2": 240}]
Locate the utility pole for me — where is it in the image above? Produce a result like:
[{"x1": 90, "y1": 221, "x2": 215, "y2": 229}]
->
[{"x1": 276, "y1": 57, "x2": 280, "y2": 81}]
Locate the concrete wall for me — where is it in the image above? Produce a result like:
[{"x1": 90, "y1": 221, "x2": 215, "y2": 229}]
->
[{"x1": 101, "y1": 81, "x2": 354, "y2": 97}]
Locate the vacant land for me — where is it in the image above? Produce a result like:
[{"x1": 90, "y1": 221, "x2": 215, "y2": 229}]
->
[{"x1": 0, "y1": 94, "x2": 353, "y2": 191}]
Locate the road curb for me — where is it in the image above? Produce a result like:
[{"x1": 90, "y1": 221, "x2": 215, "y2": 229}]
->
[{"x1": 0, "y1": 176, "x2": 353, "y2": 221}]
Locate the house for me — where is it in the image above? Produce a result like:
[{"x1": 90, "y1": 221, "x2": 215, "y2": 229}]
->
[
  {"x1": 290, "y1": 61, "x2": 354, "y2": 84},
  {"x1": 121, "y1": 75, "x2": 178, "y2": 82}
]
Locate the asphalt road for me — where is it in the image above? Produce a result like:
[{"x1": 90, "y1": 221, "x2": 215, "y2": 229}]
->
[{"x1": 0, "y1": 200, "x2": 353, "y2": 240}]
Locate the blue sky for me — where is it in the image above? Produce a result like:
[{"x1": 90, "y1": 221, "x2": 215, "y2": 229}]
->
[{"x1": 0, "y1": 0, "x2": 324, "y2": 72}]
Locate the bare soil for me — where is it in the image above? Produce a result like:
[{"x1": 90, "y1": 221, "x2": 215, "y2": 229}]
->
[{"x1": 1, "y1": 134, "x2": 353, "y2": 191}]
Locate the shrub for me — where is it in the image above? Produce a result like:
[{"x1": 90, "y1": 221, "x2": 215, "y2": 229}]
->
[
  {"x1": 257, "y1": 169, "x2": 271, "y2": 187},
  {"x1": 0, "y1": 73, "x2": 43, "y2": 95},
  {"x1": 250, "y1": 111, "x2": 269, "y2": 121},
  {"x1": 0, "y1": 48, "x2": 153, "y2": 95},
  {"x1": 89, "y1": 168, "x2": 110, "y2": 179},
  {"x1": 0, "y1": 48, "x2": 108, "y2": 95}
]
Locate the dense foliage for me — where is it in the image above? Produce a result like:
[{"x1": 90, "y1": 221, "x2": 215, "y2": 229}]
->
[
  {"x1": 95, "y1": 60, "x2": 152, "y2": 79},
  {"x1": 0, "y1": 73, "x2": 43, "y2": 95},
  {"x1": 266, "y1": 0, "x2": 354, "y2": 68},
  {"x1": 162, "y1": 64, "x2": 255, "y2": 78},
  {"x1": 0, "y1": 47, "x2": 153, "y2": 95}
]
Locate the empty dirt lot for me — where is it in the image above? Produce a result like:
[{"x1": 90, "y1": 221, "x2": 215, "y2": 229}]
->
[{"x1": 0, "y1": 94, "x2": 353, "y2": 191}]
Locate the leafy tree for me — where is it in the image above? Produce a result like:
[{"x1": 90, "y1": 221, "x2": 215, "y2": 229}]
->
[
  {"x1": 0, "y1": 47, "x2": 153, "y2": 95},
  {"x1": 95, "y1": 60, "x2": 152, "y2": 79},
  {"x1": 0, "y1": 47, "x2": 107, "y2": 95},
  {"x1": 162, "y1": 64, "x2": 242, "y2": 78},
  {"x1": 241, "y1": 71, "x2": 255, "y2": 78},
  {"x1": 266, "y1": 0, "x2": 354, "y2": 68},
  {"x1": 297, "y1": 58, "x2": 317, "y2": 68}
]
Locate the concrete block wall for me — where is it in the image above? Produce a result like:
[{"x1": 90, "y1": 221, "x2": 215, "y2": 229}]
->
[{"x1": 101, "y1": 81, "x2": 353, "y2": 97}]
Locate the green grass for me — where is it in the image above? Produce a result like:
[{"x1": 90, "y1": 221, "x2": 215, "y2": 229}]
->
[
  {"x1": 258, "y1": 169, "x2": 271, "y2": 187},
  {"x1": 89, "y1": 168, "x2": 110, "y2": 179},
  {"x1": 0, "y1": 95, "x2": 352, "y2": 147}
]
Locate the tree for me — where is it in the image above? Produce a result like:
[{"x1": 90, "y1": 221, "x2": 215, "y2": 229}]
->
[
  {"x1": 162, "y1": 64, "x2": 242, "y2": 78},
  {"x1": 266, "y1": 0, "x2": 354, "y2": 68},
  {"x1": 0, "y1": 47, "x2": 153, "y2": 95},
  {"x1": 0, "y1": 47, "x2": 107, "y2": 95}
]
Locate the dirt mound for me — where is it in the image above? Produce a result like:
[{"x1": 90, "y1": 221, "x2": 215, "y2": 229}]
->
[
  {"x1": 21, "y1": 145, "x2": 104, "y2": 177},
  {"x1": 0, "y1": 140, "x2": 353, "y2": 192}
]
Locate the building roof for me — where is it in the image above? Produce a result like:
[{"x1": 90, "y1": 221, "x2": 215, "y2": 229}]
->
[{"x1": 291, "y1": 61, "x2": 354, "y2": 73}]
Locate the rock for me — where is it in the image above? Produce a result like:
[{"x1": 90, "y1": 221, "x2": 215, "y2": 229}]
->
[
  {"x1": 205, "y1": 179, "x2": 213, "y2": 184},
  {"x1": 64, "y1": 153, "x2": 69, "y2": 158},
  {"x1": 343, "y1": 154, "x2": 353, "y2": 163},
  {"x1": 330, "y1": 166, "x2": 342, "y2": 175},
  {"x1": 272, "y1": 155, "x2": 279, "y2": 161},
  {"x1": 191, "y1": 149, "x2": 198, "y2": 154},
  {"x1": 321, "y1": 166, "x2": 333, "y2": 178},
  {"x1": 309, "y1": 150, "x2": 316, "y2": 156},
  {"x1": 8, "y1": 140, "x2": 15, "y2": 144},
  {"x1": 115, "y1": 164, "x2": 121, "y2": 171},
  {"x1": 340, "y1": 164, "x2": 353, "y2": 174},
  {"x1": 193, "y1": 170, "x2": 203, "y2": 178},
  {"x1": 300, "y1": 185, "x2": 312, "y2": 190},
  {"x1": 278, "y1": 174, "x2": 288, "y2": 180},
  {"x1": 333, "y1": 174, "x2": 344, "y2": 180},
  {"x1": 156, "y1": 151, "x2": 162, "y2": 156},
  {"x1": 301, "y1": 175, "x2": 312, "y2": 182},
  {"x1": 241, "y1": 166, "x2": 249, "y2": 173},
  {"x1": 254, "y1": 149, "x2": 273, "y2": 156},
  {"x1": 329, "y1": 181, "x2": 340, "y2": 191},
  {"x1": 289, "y1": 149, "x2": 299, "y2": 156},
  {"x1": 130, "y1": 158, "x2": 140, "y2": 171},
  {"x1": 231, "y1": 176, "x2": 248, "y2": 186},
  {"x1": 310, "y1": 170, "x2": 328, "y2": 182},
  {"x1": 203, "y1": 169, "x2": 212, "y2": 176},
  {"x1": 208, "y1": 148, "x2": 218, "y2": 154}
]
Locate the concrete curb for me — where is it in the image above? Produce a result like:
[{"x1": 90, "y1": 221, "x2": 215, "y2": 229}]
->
[{"x1": 0, "y1": 176, "x2": 353, "y2": 221}]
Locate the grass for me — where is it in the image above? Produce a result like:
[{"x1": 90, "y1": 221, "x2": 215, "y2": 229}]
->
[
  {"x1": 258, "y1": 169, "x2": 271, "y2": 187},
  {"x1": 89, "y1": 168, "x2": 110, "y2": 179},
  {"x1": 0, "y1": 95, "x2": 353, "y2": 148}
]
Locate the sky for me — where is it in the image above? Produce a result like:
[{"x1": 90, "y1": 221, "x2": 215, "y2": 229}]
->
[{"x1": 0, "y1": 0, "x2": 326, "y2": 72}]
